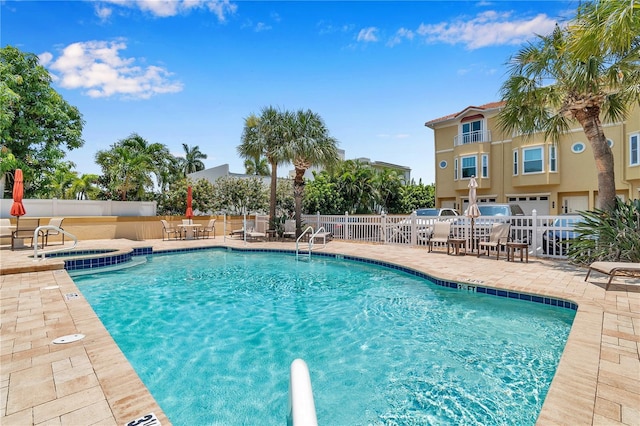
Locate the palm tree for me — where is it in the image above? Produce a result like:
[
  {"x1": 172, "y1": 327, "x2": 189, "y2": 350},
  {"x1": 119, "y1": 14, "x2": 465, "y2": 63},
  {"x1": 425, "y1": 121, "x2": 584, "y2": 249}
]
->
[
  {"x1": 238, "y1": 107, "x2": 288, "y2": 222},
  {"x1": 180, "y1": 143, "x2": 207, "y2": 176},
  {"x1": 498, "y1": 1, "x2": 640, "y2": 211},
  {"x1": 284, "y1": 109, "x2": 339, "y2": 235},
  {"x1": 122, "y1": 133, "x2": 175, "y2": 189},
  {"x1": 375, "y1": 168, "x2": 405, "y2": 213},
  {"x1": 96, "y1": 143, "x2": 154, "y2": 200},
  {"x1": 45, "y1": 163, "x2": 76, "y2": 199},
  {"x1": 70, "y1": 173, "x2": 99, "y2": 200},
  {"x1": 243, "y1": 154, "x2": 270, "y2": 176},
  {"x1": 335, "y1": 160, "x2": 377, "y2": 214}
]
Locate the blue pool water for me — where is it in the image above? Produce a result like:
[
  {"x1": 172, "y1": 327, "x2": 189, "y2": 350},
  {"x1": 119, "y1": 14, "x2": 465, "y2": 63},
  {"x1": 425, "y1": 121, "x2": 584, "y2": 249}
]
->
[{"x1": 73, "y1": 250, "x2": 575, "y2": 425}]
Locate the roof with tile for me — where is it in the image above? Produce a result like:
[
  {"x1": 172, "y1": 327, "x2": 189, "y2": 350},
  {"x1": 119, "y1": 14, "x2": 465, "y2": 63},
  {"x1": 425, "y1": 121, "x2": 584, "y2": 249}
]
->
[{"x1": 424, "y1": 101, "x2": 506, "y2": 128}]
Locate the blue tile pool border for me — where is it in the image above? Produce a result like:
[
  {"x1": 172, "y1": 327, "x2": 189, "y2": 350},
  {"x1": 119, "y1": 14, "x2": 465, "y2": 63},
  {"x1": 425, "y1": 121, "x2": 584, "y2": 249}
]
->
[
  {"x1": 66, "y1": 244, "x2": 578, "y2": 311},
  {"x1": 64, "y1": 250, "x2": 133, "y2": 271}
]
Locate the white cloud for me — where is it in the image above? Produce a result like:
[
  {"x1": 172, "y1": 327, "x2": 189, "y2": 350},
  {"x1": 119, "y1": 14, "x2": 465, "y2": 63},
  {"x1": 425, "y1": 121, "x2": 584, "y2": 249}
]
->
[
  {"x1": 95, "y1": 4, "x2": 113, "y2": 21},
  {"x1": 416, "y1": 11, "x2": 558, "y2": 49},
  {"x1": 96, "y1": 0, "x2": 237, "y2": 21},
  {"x1": 387, "y1": 27, "x2": 414, "y2": 47},
  {"x1": 357, "y1": 27, "x2": 379, "y2": 43},
  {"x1": 42, "y1": 40, "x2": 183, "y2": 100},
  {"x1": 38, "y1": 52, "x2": 53, "y2": 66},
  {"x1": 317, "y1": 21, "x2": 354, "y2": 36},
  {"x1": 254, "y1": 22, "x2": 272, "y2": 32}
]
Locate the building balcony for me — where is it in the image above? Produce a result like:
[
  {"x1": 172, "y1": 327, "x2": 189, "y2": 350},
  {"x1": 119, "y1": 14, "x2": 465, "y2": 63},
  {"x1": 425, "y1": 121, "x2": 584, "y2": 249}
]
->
[{"x1": 454, "y1": 130, "x2": 492, "y2": 146}]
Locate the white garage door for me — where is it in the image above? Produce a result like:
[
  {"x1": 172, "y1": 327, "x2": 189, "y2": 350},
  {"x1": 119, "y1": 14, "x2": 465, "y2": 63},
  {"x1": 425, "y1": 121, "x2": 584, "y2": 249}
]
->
[{"x1": 507, "y1": 196, "x2": 550, "y2": 215}]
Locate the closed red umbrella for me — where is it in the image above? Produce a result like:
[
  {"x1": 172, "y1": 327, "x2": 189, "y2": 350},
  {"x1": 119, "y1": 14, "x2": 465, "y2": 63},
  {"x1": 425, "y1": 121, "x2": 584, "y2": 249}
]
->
[
  {"x1": 10, "y1": 169, "x2": 26, "y2": 224},
  {"x1": 186, "y1": 186, "x2": 193, "y2": 220}
]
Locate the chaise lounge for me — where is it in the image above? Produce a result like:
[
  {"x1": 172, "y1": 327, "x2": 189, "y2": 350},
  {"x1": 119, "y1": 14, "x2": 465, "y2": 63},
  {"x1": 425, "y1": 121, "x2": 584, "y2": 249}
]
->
[{"x1": 584, "y1": 261, "x2": 640, "y2": 290}]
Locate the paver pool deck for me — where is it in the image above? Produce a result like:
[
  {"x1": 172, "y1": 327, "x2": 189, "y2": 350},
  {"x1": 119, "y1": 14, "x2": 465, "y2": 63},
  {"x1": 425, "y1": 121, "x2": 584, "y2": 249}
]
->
[{"x1": 1, "y1": 238, "x2": 639, "y2": 425}]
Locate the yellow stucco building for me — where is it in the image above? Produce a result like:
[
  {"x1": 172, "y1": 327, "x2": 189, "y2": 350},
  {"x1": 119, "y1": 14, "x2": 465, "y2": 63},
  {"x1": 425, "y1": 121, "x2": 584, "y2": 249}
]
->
[{"x1": 425, "y1": 102, "x2": 640, "y2": 215}]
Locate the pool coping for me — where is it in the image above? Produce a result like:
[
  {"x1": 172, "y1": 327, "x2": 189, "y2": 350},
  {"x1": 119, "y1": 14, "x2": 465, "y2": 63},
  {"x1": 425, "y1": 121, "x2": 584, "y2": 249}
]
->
[{"x1": 1, "y1": 238, "x2": 638, "y2": 425}]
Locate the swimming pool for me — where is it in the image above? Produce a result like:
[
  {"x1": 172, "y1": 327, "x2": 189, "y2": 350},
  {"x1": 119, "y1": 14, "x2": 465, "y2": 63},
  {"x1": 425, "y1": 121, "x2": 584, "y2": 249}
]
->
[{"x1": 73, "y1": 249, "x2": 575, "y2": 425}]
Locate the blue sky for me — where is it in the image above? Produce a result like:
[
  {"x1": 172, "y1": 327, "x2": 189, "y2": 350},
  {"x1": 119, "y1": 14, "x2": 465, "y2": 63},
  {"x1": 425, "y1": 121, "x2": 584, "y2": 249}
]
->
[{"x1": 2, "y1": 0, "x2": 576, "y2": 184}]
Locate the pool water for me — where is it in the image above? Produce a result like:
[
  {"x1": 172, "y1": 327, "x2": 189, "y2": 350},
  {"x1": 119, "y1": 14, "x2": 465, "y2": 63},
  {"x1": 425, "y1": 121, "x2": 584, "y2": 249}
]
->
[{"x1": 73, "y1": 250, "x2": 575, "y2": 425}]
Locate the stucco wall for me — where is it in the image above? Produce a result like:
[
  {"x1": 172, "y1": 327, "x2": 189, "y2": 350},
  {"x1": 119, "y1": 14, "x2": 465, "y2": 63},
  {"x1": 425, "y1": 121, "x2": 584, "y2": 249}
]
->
[{"x1": 0, "y1": 216, "x2": 232, "y2": 242}]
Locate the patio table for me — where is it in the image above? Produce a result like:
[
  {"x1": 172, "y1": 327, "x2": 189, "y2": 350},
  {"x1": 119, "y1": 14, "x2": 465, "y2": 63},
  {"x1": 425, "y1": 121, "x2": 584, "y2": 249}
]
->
[{"x1": 178, "y1": 223, "x2": 202, "y2": 240}]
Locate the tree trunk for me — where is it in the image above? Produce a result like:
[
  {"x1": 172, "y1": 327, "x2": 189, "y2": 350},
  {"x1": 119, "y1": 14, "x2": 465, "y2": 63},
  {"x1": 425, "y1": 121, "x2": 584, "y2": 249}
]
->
[
  {"x1": 293, "y1": 167, "x2": 306, "y2": 237},
  {"x1": 574, "y1": 107, "x2": 616, "y2": 211},
  {"x1": 269, "y1": 159, "x2": 278, "y2": 227}
]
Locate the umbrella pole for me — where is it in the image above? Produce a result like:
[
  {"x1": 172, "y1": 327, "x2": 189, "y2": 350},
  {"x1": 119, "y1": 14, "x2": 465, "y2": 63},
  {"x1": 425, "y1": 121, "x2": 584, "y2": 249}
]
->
[{"x1": 471, "y1": 217, "x2": 475, "y2": 253}]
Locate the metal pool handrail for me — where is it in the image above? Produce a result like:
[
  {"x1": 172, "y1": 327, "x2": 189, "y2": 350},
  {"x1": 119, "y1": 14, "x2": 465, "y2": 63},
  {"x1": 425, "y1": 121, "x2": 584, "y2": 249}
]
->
[
  {"x1": 33, "y1": 225, "x2": 78, "y2": 261},
  {"x1": 296, "y1": 226, "x2": 315, "y2": 259},
  {"x1": 287, "y1": 359, "x2": 318, "y2": 426}
]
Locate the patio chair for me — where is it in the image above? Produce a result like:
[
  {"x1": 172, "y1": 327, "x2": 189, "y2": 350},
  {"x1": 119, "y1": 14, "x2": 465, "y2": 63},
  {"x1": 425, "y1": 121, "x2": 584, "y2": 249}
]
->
[
  {"x1": 283, "y1": 220, "x2": 296, "y2": 239},
  {"x1": 161, "y1": 219, "x2": 183, "y2": 241},
  {"x1": 427, "y1": 221, "x2": 451, "y2": 252},
  {"x1": 199, "y1": 218, "x2": 216, "y2": 239},
  {"x1": 11, "y1": 218, "x2": 44, "y2": 250},
  {"x1": 477, "y1": 223, "x2": 511, "y2": 259},
  {"x1": 230, "y1": 220, "x2": 255, "y2": 238},
  {"x1": 44, "y1": 217, "x2": 65, "y2": 246},
  {"x1": 246, "y1": 219, "x2": 266, "y2": 241},
  {"x1": 585, "y1": 261, "x2": 640, "y2": 290},
  {"x1": 0, "y1": 218, "x2": 13, "y2": 240}
]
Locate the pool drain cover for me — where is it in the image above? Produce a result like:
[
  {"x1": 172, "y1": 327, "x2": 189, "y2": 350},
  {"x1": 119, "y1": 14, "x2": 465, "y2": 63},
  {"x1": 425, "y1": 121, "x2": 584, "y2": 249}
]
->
[{"x1": 52, "y1": 334, "x2": 85, "y2": 344}]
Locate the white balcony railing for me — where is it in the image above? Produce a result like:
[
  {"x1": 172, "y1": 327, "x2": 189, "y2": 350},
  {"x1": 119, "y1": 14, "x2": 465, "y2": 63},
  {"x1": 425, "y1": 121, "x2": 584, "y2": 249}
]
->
[{"x1": 454, "y1": 130, "x2": 492, "y2": 146}]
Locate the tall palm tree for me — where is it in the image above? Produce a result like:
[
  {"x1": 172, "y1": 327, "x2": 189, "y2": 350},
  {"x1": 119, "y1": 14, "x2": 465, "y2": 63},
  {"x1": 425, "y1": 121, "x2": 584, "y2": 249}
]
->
[
  {"x1": 284, "y1": 109, "x2": 339, "y2": 235},
  {"x1": 180, "y1": 143, "x2": 207, "y2": 176},
  {"x1": 498, "y1": 1, "x2": 640, "y2": 211},
  {"x1": 238, "y1": 107, "x2": 288, "y2": 222}
]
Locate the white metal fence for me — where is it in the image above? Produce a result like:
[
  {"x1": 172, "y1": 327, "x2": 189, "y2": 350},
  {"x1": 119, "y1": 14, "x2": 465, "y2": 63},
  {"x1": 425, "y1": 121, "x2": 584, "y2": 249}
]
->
[{"x1": 301, "y1": 212, "x2": 582, "y2": 259}]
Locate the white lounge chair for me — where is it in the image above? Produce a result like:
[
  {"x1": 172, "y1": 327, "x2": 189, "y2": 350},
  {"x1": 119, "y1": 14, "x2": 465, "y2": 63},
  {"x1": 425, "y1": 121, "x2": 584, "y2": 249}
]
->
[{"x1": 585, "y1": 261, "x2": 640, "y2": 290}]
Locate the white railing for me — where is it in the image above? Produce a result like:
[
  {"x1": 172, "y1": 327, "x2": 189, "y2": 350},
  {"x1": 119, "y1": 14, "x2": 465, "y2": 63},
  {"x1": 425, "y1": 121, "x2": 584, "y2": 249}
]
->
[
  {"x1": 33, "y1": 225, "x2": 78, "y2": 260},
  {"x1": 302, "y1": 211, "x2": 582, "y2": 259},
  {"x1": 296, "y1": 226, "x2": 315, "y2": 259},
  {"x1": 287, "y1": 359, "x2": 318, "y2": 426},
  {"x1": 454, "y1": 130, "x2": 492, "y2": 146}
]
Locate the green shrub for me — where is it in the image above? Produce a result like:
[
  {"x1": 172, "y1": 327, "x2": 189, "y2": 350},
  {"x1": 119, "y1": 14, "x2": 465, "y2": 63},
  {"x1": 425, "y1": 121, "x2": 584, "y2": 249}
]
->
[{"x1": 568, "y1": 198, "x2": 640, "y2": 265}]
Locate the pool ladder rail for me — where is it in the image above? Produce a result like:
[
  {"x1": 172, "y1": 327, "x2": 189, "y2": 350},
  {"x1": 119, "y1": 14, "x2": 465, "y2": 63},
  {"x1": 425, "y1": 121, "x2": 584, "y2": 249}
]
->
[
  {"x1": 296, "y1": 226, "x2": 328, "y2": 259},
  {"x1": 33, "y1": 225, "x2": 78, "y2": 260}
]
